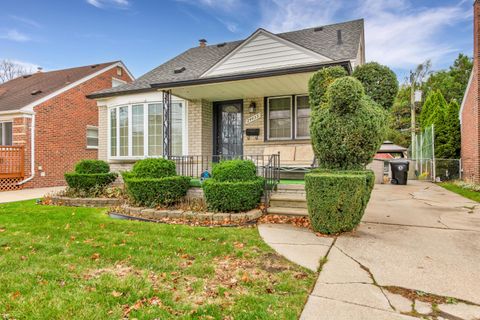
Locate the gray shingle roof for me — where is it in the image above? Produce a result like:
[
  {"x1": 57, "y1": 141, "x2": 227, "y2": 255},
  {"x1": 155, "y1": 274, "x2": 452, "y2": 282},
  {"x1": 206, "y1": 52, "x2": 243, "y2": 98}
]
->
[{"x1": 89, "y1": 19, "x2": 363, "y2": 98}]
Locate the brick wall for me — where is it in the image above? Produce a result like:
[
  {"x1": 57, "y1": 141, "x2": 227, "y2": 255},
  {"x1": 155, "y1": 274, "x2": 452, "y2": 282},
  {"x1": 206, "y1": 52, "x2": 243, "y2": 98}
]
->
[
  {"x1": 187, "y1": 99, "x2": 213, "y2": 156},
  {"x1": 461, "y1": 1, "x2": 480, "y2": 183},
  {"x1": 21, "y1": 65, "x2": 132, "y2": 188}
]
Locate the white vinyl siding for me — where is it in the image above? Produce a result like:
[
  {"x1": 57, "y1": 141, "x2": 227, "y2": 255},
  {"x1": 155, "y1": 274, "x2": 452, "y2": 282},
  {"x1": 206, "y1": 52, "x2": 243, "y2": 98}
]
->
[{"x1": 202, "y1": 31, "x2": 330, "y2": 77}]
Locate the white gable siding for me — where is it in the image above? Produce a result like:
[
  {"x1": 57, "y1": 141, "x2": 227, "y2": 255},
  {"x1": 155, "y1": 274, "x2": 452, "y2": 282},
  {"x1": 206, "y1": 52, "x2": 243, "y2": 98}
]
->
[{"x1": 202, "y1": 31, "x2": 330, "y2": 78}]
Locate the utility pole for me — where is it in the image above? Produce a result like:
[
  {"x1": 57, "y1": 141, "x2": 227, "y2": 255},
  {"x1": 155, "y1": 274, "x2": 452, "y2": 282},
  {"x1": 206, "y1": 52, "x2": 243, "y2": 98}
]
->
[{"x1": 410, "y1": 71, "x2": 416, "y2": 159}]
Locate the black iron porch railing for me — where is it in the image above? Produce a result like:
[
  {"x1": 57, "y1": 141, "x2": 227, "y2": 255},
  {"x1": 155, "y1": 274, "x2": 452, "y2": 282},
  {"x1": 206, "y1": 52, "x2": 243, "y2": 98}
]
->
[{"x1": 167, "y1": 154, "x2": 281, "y2": 205}]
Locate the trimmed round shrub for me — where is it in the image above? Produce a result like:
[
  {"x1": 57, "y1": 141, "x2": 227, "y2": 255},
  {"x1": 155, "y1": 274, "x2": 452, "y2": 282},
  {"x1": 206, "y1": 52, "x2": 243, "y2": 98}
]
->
[
  {"x1": 310, "y1": 77, "x2": 387, "y2": 170},
  {"x1": 202, "y1": 178, "x2": 264, "y2": 212},
  {"x1": 64, "y1": 172, "x2": 118, "y2": 192},
  {"x1": 327, "y1": 76, "x2": 364, "y2": 114},
  {"x1": 352, "y1": 62, "x2": 399, "y2": 110},
  {"x1": 74, "y1": 159, "x2": 110, "y2": 174},
  {"x1": 212, "y1": 159, "x2": 257, "y2": 182},
  {"x1": 308, "y1": 66, "x2": 348, "y2": 110},
  {"x1": 132, "y1": 158, "x2": 176, "y2": 179},
  {"x1": 305, "y1": 171, "x2": 371, "y2": 234},
  {"x1": 124, "y1": 176, "x2": 190, "y2": 207}
]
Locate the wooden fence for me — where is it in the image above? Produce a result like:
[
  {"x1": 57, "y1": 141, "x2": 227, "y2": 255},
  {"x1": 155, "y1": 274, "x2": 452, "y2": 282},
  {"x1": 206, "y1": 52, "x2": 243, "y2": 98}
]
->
[{"x1": 0, "y1": 146, "x2": 25, "y2": 179}]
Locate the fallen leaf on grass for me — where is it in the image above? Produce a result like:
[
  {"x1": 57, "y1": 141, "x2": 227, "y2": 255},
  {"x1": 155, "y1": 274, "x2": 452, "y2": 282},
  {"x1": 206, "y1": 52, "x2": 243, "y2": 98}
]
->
[
  {"x1": 0, "y1": 228, "x2": 5, "y2": 232},
  {"x1": 111, "y1": 290, "x2": 123, "y2": 297},
  {"x1": 91, "y1": 253, "x2": 101, "y2": 260},
  {"x1": 64, "y1": 224, "x2": 70, "y2": 230},
  {"x1": 11, "y1": 291, "x2": 21, "y2": 300},
  {"x1": 233, "y1": 242, "x2": 244, "y2": 249}
]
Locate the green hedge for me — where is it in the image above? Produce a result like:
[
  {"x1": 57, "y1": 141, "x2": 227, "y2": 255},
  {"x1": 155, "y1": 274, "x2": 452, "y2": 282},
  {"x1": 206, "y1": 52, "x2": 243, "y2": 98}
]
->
[
  {"x1": 308, "y1": 66, "x2": 348, "y2": 110},
  {"x1": 64, "y1": 172, "x2": 118, "y2": 192},
  {"x1": 305, "y1": 171, "x2": 373, "y2": 234},
  {"x1": 212, "y1": 159, "x2": 257, "y2": 182},
  {"x1": 124, "y1": 176, "x2": 191, "y2": 207},
  {"x1": 202, "y1": 177, "x2": 264, "y2": 212},
  {"x1": 132, "y1": 158, "x2": 176, "y2": 179},
  {"x1": 74, "y1": 159, "x2": 110, "y2": 174}
]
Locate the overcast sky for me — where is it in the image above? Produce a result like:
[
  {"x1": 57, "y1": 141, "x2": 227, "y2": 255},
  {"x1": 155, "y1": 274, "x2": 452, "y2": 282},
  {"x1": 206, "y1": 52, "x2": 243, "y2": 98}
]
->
[{"x1": 0, "y1": 0, "x2": 473, "y2": 82}]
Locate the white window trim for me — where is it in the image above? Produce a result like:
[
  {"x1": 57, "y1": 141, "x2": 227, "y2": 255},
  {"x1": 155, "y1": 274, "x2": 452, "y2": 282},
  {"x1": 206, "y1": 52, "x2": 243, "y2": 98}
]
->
[
  {"x1": 107, "y1": 100, "x2": 187, "y2": 160},
  {"x1": 0, "y1": 121, "x2": 13, "y2": 146},
  {"x1": 86, "y1": 125, "x2": 99, "y2": 149},
  {"x1": 294, "y1": 94, "x2": 311, "y2": 139},
  {"x1": 267, "y1": 96, "x2": 293, "y2": 141}
]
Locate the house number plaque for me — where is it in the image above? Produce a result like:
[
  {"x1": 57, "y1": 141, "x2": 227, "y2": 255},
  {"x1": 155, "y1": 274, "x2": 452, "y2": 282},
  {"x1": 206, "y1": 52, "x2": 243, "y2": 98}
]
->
[{"x1": 246, "y1": 113, "x2": 261, "y2": 124}]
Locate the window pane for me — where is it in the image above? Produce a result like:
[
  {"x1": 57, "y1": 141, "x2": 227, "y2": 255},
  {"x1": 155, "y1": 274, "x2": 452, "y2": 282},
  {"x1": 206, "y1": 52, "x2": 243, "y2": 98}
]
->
[
  {"x1": 119, "y1": 106, "x2": 128, "y2": 156},
  {"x1": 269, "y1": 97, "x2": 291, "y2": 139},
  {"x1": 132, "y1": 105, "x2": 144, "y2": 156},
  {"x1": 296, "y1": 96, "x2": 311, "y2": 138},
  {"x1": 171, "y1": 103, "x2": 183, "y2": 156},
  {"x1": 110, "y1": 109, "x2": 117, "y2": 156},
  {"x1": 148, "y1": 103, "x2": 163, "y2": 156},
  {"x1": 86, "y1": 127, "x2": 98, "y2": 147}
]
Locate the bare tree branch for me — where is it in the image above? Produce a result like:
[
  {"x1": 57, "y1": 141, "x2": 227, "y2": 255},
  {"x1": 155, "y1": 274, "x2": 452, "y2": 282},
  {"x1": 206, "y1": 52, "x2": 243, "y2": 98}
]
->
[{"x1": 0, "y1": 60, "x2": 33, "y2": 83}]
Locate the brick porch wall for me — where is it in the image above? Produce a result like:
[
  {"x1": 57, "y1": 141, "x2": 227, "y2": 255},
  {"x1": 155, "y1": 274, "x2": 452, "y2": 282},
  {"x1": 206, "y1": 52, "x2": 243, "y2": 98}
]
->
[{"x1": 20, "y1": 66, "x2": 132, "y2": 188}]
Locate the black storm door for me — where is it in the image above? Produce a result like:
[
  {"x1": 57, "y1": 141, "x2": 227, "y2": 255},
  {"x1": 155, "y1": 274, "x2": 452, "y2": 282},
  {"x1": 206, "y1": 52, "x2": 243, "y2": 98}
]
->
[{"x1": 214, "y1": 101, "x2": 243, "y2": 157}]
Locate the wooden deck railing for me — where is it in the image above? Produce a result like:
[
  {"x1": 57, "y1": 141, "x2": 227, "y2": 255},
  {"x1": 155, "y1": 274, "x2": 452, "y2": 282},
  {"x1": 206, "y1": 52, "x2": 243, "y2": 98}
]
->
[{"x1": 0, "y1": 146, "x2": 25, "y2": 179}]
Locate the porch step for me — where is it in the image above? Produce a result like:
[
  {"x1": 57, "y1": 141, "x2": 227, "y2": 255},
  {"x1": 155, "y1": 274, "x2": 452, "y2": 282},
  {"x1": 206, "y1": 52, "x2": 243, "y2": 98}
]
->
[
  {"x1": 269, "y1": 193, "x2": 307, "y2": 209},
  {"x1": 267, "y1": 206, "x2": 308, "y2": 217},
  {"x1": 276, "y1": 184, "x2": 306, "y2": 195}
]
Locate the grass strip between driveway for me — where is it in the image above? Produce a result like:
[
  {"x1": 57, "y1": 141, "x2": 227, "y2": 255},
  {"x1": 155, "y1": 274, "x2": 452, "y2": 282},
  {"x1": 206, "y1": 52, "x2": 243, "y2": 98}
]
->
[
  {"x1": 438, "y1": 182, "x2": 480, "y2": 203},
  {"x1": 0, "y1": 201, "x2": 315, "y2": 319}
]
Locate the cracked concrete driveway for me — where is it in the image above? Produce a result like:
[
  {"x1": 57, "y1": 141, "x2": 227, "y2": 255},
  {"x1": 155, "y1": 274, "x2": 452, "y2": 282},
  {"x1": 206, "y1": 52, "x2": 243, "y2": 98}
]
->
[{"x1": 259, "y1": 181, "x2": 480, "y2": 320}]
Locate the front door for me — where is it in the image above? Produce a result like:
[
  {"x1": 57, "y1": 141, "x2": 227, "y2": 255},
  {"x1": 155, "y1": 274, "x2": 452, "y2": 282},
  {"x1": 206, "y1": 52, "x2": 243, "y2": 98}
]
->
[{"x1": 214, "y1": 101, "x2": 243, "y2": 157}]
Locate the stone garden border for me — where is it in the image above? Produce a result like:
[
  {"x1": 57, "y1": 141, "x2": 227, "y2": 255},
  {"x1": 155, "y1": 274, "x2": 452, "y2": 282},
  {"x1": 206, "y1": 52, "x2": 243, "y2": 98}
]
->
[
  {"x1": 112, "y1": 205, "x2": 263, "y2": 227},
  {"x1": 50, "y1": 196, "x2": 123, "y2": 207}
]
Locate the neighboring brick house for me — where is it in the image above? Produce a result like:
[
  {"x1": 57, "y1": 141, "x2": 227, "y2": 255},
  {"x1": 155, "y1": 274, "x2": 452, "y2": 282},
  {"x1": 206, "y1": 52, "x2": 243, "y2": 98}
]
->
[
  {"x1": 461, "y1": 1, "x2": 480, "y2": 182},
  {"x1": 0, "y1": 61, "x2": 133, "y2": 190}
]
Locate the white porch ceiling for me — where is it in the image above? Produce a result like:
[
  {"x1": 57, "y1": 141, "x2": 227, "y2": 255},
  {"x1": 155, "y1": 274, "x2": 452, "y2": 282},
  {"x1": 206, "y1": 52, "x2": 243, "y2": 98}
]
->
[{"x1": 165, "y1": 72, "x2": 314, "y2": 101}]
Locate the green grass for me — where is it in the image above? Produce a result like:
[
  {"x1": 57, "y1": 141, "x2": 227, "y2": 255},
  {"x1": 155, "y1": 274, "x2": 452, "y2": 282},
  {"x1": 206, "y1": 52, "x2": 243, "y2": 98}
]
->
[
  {"x1": 0, "y1": 201, "x2": 314, "y2": 319},
  {"x1": 439, "y1": 182, "x2": 480, "y2": 203}
]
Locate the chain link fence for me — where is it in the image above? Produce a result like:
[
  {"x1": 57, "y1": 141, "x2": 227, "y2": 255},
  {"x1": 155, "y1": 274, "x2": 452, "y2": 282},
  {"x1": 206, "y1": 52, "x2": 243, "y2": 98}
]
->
[{"x1": 407, "y1": 125, "x2": 461, "y2": 182}]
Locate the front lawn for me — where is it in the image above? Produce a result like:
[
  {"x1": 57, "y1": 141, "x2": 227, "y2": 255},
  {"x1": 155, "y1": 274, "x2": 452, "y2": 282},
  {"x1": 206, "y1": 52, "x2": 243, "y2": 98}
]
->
[
  {"x1": 438, "y1": 182, "x2": 480, "y2": 203},
  {"x1": 0, "y1": 201, "x2": 314, "y2": 319}
]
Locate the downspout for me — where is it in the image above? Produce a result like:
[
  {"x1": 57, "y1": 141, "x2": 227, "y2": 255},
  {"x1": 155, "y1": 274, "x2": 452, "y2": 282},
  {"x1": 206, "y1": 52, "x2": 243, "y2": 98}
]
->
[{"x1": 18, "y1": 114, "x2": 35, "y2": 185}]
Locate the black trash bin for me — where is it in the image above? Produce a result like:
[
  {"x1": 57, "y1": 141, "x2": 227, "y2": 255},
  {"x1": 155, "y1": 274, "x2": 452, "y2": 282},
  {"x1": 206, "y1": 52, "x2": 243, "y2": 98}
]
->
[{"x1": 390, "y1": 160, "x2": 409, "y2": 185}]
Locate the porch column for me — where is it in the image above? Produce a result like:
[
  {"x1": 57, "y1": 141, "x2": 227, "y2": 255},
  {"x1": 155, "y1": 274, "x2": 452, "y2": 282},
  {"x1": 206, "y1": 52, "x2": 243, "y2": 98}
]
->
[{"x1": 162, "y1": 90, "x2": 172, "y2": 157}]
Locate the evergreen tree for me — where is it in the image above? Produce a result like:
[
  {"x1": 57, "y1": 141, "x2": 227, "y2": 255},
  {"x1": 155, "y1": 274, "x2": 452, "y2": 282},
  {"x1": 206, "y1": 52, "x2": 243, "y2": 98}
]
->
[{"x1": 443, "y1": 100, "x2": 461, "y2": 159}]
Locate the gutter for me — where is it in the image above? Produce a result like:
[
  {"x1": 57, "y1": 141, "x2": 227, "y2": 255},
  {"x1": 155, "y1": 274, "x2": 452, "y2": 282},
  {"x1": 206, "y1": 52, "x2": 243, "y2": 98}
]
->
[{"x1": 17, "y1": 114, "x2": 35, "y2": 185}]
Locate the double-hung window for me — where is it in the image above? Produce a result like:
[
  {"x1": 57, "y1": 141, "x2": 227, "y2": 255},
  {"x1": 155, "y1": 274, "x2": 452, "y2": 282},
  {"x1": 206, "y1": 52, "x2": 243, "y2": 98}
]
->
[
  {"x1": 267, "y1": 95, "x2": 311, "y2": 140},
  {"x1": 295, "y1": 95, "x2": 311, "y2": 138},
  {"x1": 0, "y1": 122, "x2": 13, "y2": 146},
  {"x1": 86, "y1": 126, "x2": 99, "y2": 149},
  {"x1": 109, "y1": 101, "x2": 186, "y2": 158},
  {"x1": 267, "y1": 96, "x2": 292, "y2": 140}
]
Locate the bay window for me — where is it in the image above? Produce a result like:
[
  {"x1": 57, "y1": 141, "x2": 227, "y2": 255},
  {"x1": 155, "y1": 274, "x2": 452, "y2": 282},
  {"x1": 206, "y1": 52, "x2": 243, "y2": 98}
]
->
[
  {"x1": 267, "y1": 95, "x2": 311, "y2": 140},
  {"x1": 108, "y1": 101, "x2": 186, "y2": 158}
]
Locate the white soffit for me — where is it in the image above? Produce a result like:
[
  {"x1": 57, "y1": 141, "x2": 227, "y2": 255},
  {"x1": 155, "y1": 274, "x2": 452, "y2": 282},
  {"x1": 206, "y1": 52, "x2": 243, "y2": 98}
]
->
[{"x1": 201, "y1": 29, "x2": 331, "y2": 78}]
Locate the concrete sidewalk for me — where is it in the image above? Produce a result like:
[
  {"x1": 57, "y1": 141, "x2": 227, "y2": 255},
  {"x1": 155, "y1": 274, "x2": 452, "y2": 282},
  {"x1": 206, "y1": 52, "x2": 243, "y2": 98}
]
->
[
  {"x1": 0, "y1": 186, "x2": 64, "y2": 204},
  {"x1": 259, "y1": 181, "x2": 480, "y2": 320}
]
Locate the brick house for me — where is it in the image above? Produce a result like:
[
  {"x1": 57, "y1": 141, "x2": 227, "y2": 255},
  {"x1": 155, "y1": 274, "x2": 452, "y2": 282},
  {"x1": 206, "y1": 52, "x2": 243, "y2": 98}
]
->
[
  {"x1": 88, "y1": 20, "x2": 365, "y2": 178},
  {"x1": 461, "y1": 1, "x2": 480, "y2": 182},
  {"x1": 0, "y1": 61, "x2": 133, "y2": 190}
]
